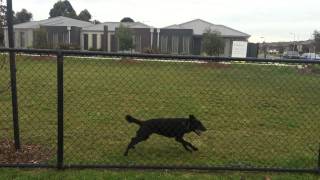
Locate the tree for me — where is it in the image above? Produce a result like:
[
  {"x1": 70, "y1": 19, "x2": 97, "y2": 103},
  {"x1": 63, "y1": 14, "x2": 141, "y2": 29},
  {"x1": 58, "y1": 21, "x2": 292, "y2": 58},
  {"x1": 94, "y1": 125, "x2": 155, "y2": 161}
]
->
[
  {"x1": 49, "y1": 0, "x2": 77, "y2": 19},
  {"x1": 289, "y1": 43, "x2": 298, "y2": 52},
  {"x1": 314, "y1": 30, "x2": 320, "y2": 53},
  {"x1": 0, "y1": 2, "x2": 6, "y2": 46},
  {"x1": 78, "y1": 9, "x2": 91, "y2": 22},
  {"x1": 202, "y1": 29, "x2": 225, "y2": 56},
  {"x1": 15, "y1": 9, "x2": 32, "y2": 24},
  {"x1": 120, "y1": 17, "x2": 134, "y2": 23},
  {"x1": 301, "y1": 44, "x2": 310, "y2": 53},
  {"x1": 33, "y1": 28, "x2": 48, "y2": 49},
  {"x1": 115, "y1": 24, "x2": 134, "y2": 51},
  {"x1": 92, "y1": 19, "x2": 101, "y2": 24}
]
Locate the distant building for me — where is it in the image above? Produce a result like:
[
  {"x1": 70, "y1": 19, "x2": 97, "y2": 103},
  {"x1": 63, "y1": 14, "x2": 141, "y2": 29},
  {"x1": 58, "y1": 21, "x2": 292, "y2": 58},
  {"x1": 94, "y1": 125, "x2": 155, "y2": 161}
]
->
[
  {"x1": 81, "y1": 19, "x2": 250, "y2": 56},
  {"x1": 81, "y1": 21, "x2": 153, "y2": 52},
  {"x1": 261, "y1": 40, "x2": 315, "y2": 54},
  {"x1": 4, "y1": 16, "x2": 92, "y2": 48},
  {"x1": 164, "y1": 19, "x2": 250, "y2": 56},
  {"x1": 4, "y1": 17, "x2": 251, "y2": 57}
]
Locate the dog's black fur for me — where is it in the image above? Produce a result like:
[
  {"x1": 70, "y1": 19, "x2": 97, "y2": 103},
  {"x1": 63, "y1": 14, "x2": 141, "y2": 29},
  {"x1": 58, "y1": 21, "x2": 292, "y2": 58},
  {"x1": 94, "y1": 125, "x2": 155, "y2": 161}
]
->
[{"x1": 124, "y1": 115, "x2": 206, "y2": 156}]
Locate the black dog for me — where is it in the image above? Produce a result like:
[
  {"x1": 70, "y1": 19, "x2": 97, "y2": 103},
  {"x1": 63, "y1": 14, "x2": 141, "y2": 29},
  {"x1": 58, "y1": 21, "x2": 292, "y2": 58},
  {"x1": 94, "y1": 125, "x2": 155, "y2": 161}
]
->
[{"x1": 124, "y1": 115, "x2": 206, "y2": 156}]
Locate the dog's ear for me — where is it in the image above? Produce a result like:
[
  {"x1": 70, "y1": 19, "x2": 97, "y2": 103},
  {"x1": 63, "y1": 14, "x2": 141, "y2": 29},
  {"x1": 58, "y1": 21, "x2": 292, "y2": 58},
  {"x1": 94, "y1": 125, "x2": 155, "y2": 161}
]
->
[{"x1": 189, "y1": 115, "x2": 195, "y2": 120}]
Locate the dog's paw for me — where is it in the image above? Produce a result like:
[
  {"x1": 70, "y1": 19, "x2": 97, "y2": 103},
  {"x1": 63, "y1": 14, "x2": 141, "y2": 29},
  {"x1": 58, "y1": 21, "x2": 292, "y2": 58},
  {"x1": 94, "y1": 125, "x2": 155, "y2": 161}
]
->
[{"x1": 193, "y1": 147, "x2": 198, "y2": 151}]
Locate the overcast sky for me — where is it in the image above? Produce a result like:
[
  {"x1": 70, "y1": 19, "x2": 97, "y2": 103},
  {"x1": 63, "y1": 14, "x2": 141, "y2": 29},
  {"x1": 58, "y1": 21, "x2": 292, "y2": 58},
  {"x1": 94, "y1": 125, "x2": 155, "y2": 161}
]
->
[{"x1": 9, "y1": 0, "x2": 320, "y2": 42}]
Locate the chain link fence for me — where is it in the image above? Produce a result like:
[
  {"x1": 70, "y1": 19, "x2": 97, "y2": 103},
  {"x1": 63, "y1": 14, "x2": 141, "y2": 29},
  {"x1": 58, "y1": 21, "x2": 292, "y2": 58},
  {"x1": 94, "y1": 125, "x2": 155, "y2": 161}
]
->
[
  {"x1": 0, "y1": 49, "x2": 320, "y2": 173},
  {"x1": 0, "y1": 53, "x2": 13, "y2": 164},
  {"x1": 1, "y1": 52, "x2": 56, "y2": 165}
]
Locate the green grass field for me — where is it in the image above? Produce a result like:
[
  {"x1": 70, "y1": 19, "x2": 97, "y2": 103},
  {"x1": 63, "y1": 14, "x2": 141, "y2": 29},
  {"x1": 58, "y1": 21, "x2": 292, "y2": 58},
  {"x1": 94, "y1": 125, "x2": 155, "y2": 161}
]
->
[
  {"x1": 1, "y1": 55, "x2": 320, "y2": 170},
  {"x1": 1, "y1": 168, "x2": 319, "y2": 180}
]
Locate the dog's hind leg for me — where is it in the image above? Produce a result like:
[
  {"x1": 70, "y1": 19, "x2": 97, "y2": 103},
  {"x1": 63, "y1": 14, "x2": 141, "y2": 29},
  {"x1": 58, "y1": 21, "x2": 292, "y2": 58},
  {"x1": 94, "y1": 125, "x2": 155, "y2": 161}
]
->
[
  {"x1": 175, "y1": 137, "x2": 193, "y2": 152},
  {"x1": 124, "y1": 135, "x2": 149, "y2": 156}
]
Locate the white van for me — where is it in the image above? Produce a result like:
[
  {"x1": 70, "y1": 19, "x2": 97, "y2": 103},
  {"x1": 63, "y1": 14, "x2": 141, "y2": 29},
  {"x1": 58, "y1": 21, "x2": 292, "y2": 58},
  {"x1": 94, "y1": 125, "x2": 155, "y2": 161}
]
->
[{"x1": 300, "y1": 53, "x2": 320, "y2": 60}]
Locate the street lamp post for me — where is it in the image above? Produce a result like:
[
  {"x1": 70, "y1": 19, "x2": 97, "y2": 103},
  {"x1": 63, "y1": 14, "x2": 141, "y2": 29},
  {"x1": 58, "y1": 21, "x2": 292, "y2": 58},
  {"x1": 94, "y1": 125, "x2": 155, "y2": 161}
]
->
[
  {"x1": 290, "y1": 33, "x2": 296, "y2": 51},
  {"x1": 260, "y1": 37, "x2": 266, "y2": 58}
]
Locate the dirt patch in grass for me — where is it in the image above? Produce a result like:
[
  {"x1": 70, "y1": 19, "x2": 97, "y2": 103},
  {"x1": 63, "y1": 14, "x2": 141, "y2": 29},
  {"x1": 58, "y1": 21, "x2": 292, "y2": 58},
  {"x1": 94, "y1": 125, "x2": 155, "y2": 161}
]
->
[
  {"x1": 118, "y1": 58, "x2": 141, "y2": 65},
  {"x1": 200, "y1": 62, "x2": 231, "y2": 69},
  {"x1": 27, "y1": 55, "x2": 56, "y2": 61},
  {"x1": 297, "y1": 65, "x2": 320, "y2": 75},
  {"x1": 0, "y1": 138, "x2": 53, "y2": 164}
]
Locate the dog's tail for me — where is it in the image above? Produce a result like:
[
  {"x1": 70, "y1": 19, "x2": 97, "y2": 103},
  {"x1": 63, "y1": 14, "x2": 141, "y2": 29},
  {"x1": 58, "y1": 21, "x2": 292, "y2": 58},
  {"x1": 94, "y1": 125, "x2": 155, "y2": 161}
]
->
[{"x1": 125, "y1": 115, "x2": 142, "y2": 125}]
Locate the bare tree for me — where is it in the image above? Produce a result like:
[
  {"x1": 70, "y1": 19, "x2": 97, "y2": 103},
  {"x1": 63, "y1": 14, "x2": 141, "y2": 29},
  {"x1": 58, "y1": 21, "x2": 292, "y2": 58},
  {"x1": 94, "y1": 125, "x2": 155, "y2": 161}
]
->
[{"x1": 314, "y1": 30, "x2": 320, "y2": 53}]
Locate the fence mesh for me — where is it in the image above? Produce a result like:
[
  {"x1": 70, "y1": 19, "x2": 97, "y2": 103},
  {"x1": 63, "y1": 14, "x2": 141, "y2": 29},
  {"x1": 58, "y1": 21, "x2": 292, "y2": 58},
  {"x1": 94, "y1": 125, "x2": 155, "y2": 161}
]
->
[
  {"x1": 0, "y1": 53, "x2": 13, "y2": 163},
  {"x1": 62, "y1": 56, "x2": 320, "y2": 169},
  {"x1": 1, "y1": 53, "x2": 56, "y2": 165},
  {"x1": 1, "y1": 50, "x2": 320, "y2": 171}
]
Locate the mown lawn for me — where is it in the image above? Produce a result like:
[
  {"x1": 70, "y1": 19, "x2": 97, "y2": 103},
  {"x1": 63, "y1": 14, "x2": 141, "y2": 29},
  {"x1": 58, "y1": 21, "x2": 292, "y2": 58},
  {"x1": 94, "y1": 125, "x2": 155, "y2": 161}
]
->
[
  {"x1": 0, "y1": 168, "x2": 319, "y2": 180},
  {"x1": 1, "y1": 55, "x2": 320, "y2": 170}
]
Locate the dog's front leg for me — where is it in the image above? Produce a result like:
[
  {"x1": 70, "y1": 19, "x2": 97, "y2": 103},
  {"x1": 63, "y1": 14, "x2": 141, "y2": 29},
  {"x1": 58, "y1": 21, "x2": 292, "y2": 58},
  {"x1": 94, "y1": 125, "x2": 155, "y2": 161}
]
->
[
  {"x1": 175, "y1": 137, "x2": 193, "y2": 152},
  {"x1": 185, "y1": 141, "x2": 198, "y2": 151},
  {"x1": 178, "y1": 137, "x2": 198, "y2": 151}
]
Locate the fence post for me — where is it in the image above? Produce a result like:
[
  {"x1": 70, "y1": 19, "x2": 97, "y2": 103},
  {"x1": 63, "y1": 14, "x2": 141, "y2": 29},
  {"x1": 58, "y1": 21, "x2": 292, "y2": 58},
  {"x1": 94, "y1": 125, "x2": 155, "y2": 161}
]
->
[
  {"x1": 318, "y1": 144, "x2": 320, "y2": 174},
  {"x1": 57, "y1": 51, "x2": 64, "y2": 169},
  {"x1": 7, "y1": 0, "x2": 20, "y2": 150}
]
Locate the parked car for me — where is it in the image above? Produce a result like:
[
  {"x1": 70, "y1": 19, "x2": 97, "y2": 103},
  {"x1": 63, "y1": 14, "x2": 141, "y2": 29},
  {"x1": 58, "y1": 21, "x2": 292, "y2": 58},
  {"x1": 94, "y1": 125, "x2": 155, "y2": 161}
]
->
[
  {"x1": 282, "y1": 51, "x2": 300, "y2": 59},
  {"x1": 300, "y1": 53, "x2": 320, "y2": 60}
]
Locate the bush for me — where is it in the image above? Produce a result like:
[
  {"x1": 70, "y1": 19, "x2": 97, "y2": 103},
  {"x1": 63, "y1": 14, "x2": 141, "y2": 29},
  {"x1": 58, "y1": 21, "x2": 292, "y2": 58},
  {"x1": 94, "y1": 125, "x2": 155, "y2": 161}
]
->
[
  {"x1": 33, "y1": 29, "x2": 48, "y2": 49},
  {"x1": 115, "y1": 25, "x2": 134, "y2": 51},
  {"x1": 202, "y1": 29, "x2": 225, "y2": 56},
  {"x1": 143, "y1": 48, "x2": 160, "y2": 54},
  {"x1": 88, "y1": 47, "x2": 103, "y2": 51},
  {"x1": 59, "y1": 43, "x2": 80, "y2": 50}
]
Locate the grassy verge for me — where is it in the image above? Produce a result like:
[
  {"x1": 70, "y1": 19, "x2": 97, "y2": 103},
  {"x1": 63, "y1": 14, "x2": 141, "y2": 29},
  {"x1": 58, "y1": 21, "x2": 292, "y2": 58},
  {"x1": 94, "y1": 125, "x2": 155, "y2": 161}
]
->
[
  {"x1": 1, "y1": 56, "x2": 320, "y2": 169},
  {"x1": 0, "y1": 168, "x2": 319, "y2": 180}
]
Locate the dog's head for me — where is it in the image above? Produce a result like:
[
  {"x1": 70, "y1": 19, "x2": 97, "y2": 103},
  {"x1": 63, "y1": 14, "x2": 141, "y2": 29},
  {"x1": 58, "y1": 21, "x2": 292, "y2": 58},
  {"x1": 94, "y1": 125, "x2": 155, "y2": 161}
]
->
[{"x1": 188, "y1": 115, "x2": 207, "y2": 136}]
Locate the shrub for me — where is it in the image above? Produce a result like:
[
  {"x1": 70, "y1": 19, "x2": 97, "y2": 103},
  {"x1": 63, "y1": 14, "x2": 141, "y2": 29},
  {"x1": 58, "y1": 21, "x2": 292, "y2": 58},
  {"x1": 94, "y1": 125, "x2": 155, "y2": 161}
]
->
[
  {"x1": 143, "y1": 48, "x2": 160, "y2": 54},
  {"x1": 202, "y1": 29, "x2": 225, "y2": 56},
  {"x1": 59, "y1": 43, "x2": 80, "y2": 50},
  {"x1": 88, "y1": 47, "x2": 103, "y2": 51},
  {"x1": 33, "y1": 29, "x2": 48, "y2": 49}
]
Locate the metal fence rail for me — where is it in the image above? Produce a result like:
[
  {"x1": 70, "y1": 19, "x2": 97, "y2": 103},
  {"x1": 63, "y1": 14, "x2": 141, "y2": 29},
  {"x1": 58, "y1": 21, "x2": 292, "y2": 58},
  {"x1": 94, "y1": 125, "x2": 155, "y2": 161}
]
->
[{"x1": 0, "y1": 48, "x2": 320, "y2": 174}]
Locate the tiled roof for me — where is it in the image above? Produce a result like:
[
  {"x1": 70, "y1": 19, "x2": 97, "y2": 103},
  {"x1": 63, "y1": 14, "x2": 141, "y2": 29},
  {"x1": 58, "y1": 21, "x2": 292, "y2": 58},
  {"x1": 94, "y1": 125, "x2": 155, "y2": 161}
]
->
[
  {"x1": 13, "y1": 16, "x2": 93, "y2": 29},
  {"x1": 165, "y1": 19, "x2": 250, "y2": 38},
  {"x1": 82, "y1": 22, "x2": 153, "y2": 31}
]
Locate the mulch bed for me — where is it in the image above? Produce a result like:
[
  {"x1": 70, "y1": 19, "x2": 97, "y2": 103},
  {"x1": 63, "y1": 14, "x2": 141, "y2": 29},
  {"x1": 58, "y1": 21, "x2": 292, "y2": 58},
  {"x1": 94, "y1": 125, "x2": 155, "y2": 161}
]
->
[
  {"x1": 117, "y1": 58, "x2": 141, "y2": 65},
  {"x1": 0, "y1": 138, "x2": 53, "y2": 164},
  {"x1": 27, "y1": 55, "x2": 56, "y2": 61},
  {"x1": 200, "y1": 62, "x2": 231, "y2": 69},
  {"x1": 297, "y1": 65, "x2": 320, "y2": 75}
]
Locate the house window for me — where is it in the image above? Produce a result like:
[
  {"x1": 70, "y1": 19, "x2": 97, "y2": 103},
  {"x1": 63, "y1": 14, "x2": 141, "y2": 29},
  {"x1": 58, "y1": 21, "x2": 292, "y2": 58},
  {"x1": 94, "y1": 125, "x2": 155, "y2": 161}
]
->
[
  {"x1": 62, "y1": 32, "x2": 69, "y2": 44},
  {"x1": 20, "y1": 32, "x2": 26, "y2": 48},
  {"x1": 133, "y1": 35, "x2": 141, "y2": 52},
  {"x1": 172, "y1": 36, "x2": 179, "y2": 54},
  {"x1": 182, "y1": 36, "x2": 190, "y2": 54},
  {"x1": 160, "y1": 36, "x2": 168, "y2": 53},
  {"x1": 83, "y1": 34, "x2": 88, "y2": 50},
  {"x1": 53, "y1": 32, "x2": 59, "y2": 48},
  {"x1": 92, "y1": 34, "x2": 97, "y2": 49},
  {"x1": 100, "y1": 34, "x2": 104, "y2": 50}
]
